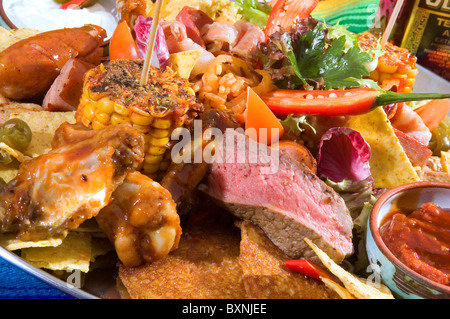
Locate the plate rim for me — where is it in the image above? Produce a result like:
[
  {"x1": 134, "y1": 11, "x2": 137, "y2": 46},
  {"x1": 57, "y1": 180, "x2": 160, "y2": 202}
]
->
[{"x1": 0, "y1": 244, "x2": 99, "y2": 299}]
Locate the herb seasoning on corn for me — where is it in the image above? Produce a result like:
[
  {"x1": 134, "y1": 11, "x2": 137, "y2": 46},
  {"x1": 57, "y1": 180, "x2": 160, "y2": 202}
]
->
[{"x1": 76, "y1": 59, "x2": 203, "y2": 180}]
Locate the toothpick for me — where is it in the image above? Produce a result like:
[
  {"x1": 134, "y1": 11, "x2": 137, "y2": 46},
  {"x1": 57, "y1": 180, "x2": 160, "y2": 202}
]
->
[
  {"x1": 380, "y1": 0, "x2": 405, "y2": 48},
  {"x1": 139, "y1": 0, "x2": 164, "y2": 86}
]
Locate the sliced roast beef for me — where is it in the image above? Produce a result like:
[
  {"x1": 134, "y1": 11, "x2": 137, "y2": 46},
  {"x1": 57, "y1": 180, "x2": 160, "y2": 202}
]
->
[
  {"x1": 43, "y1": 58, "x2": 94, "y2": 112},
  {"x1": 202, "y1": 130, "x2": 353, "y2": 263}
]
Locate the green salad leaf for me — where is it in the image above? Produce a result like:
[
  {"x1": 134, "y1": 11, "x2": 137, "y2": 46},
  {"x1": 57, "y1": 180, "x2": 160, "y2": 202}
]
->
[
  {"x1": 279, "y1": 114, "x2": 316, "y2": 136},
  {"x1": 294, "y1": 24, "x2": 373, "y2": 89},
  {"x1": 234, "y1": 0, "x2": 272, "y2": 28}
]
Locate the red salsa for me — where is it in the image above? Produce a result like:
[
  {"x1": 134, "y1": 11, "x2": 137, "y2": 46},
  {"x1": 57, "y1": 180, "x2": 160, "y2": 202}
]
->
[{"x1": 379, "y1": 202, "x2": 450, "y2": 286}]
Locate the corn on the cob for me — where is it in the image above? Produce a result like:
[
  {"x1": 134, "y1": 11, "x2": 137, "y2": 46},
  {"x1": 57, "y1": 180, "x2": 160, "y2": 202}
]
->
[
  {"x1": 76, "y1": 60, "x2": 203, "y2": 180},
  {"x1": 358, "y1": 32, "x2": 418, "y2": 93}
]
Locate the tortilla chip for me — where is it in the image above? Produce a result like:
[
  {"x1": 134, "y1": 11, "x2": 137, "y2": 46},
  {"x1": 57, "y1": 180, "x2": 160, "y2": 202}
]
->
[
  {"x1": 168, "y1": 50, "x2": 202, "y2": 79},
  {"x1": 0, "y1": 27, "x2": 18, "y2": 52},
  {"x1": 0, "y1": 164, "x2": 19, "y2": 182},
  {"x1": 9, "y1": 111, "x2": 76, "y2": 157},
  {"x1": 0, "y1": 231, "x2": 68, "y2": 251},
  {"x1": 304, "y1": 238, "x2": 394, "y2": 299},
  {"x1": 119, "y1": 216, "x2": 247, "y2": 299},
  {"x1": 346, "y1": 107, "x2": 419, "y2": 188},
  {"x1": 0, "y1": 142, "x2": 31, "y2": 163},
  {"x1": 321, "y1": 277, "x2": 355, "y2": 299},
  {"x1": 74, "y1": 219, "x2": 104, "y2": 234},
  {"x1": 90, "y1": 237, "x2": 114, "y2": 262},
  {"x1": 0, "y1": 27, "x2": 41, "y2": 52},
  {"x1": 147, "y1": 0, "x2": 239, "y2": 23},
  {"x1": 21, "y1": 232, "x2": 92, "y2": 273},
  {"x1": 10, "y1": 28, "x2": 41, "y2": 40},
  {"x1": 238, "y1": 221, "x2": 340, "y2": 299},
  {"x1": 440, "y1": 151, "x2": 450, "y2": 173}
]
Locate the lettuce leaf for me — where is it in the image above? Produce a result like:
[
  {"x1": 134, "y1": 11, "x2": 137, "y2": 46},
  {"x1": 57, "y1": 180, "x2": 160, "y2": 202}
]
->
[
  {"x1": 234, "y1": 0, "x2": 272, "y2": 28},
  {"x1": 279, "y1": 114, "x2": 316, "y2": 136}
]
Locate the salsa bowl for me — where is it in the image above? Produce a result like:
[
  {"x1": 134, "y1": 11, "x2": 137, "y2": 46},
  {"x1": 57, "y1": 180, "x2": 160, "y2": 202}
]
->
[{"x1": 366, "y1": 182, "x2": 450, "y2": 299}]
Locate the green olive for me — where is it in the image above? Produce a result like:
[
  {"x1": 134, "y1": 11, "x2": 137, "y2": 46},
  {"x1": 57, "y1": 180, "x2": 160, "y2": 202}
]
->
[
  {"x1": 0, "y1": 119, "x2": 32, "y2": 151},
  {"x1": 53, "y1": 0, "x2": 70, "y2": 3},
  {"x1": 0, "y1": 177, "x2": 6, "y2": 186}
]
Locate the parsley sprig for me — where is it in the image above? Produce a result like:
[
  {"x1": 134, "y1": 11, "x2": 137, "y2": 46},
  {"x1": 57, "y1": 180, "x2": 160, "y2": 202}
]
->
[{"x1": 287, "y1": 24, "x2": 373, "y2": 90}]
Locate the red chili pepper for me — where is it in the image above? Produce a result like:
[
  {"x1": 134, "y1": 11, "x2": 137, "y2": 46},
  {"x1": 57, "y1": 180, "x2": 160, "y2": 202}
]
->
[
  {"x1": 264, "y1": 0, "x2": 318, "y2": 39},
  {"x1": 261, "y1": 88, "x2": 450, "y2": 117},
  {"x1": 284, "y1": 259, "x2": 334, "y2": 281}
]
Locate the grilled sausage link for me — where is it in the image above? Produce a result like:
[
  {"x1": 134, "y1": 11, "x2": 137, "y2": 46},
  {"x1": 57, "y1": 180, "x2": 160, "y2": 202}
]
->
[{"x1": 0, "y1": 24, "x2": 106, "y2": 100}]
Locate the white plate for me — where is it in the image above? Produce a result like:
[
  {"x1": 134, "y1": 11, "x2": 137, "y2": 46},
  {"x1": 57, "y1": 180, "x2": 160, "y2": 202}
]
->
[
  {"x1": 0, "y1": 65, "x2": 449, "y2": 299},
  {"x1": 0, "y1": 0, "x2": 118, "y2": 40},
  {"x1": 415, "y1": 65, "x2": 450, "y2": 93}
]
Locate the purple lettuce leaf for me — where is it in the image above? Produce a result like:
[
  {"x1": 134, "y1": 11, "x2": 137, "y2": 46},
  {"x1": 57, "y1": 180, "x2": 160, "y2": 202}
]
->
[
  {"x1": 317, "y1": 127, "x2": 372, "y2": 183},
  {"x1": 134, "y1": 15, "x2": 170, "y2": 68}
]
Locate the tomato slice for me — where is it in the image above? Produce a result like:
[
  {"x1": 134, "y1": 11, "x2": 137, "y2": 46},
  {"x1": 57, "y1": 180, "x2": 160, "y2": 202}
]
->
[
  {"x1": 245, "y1": 87, "x2": 284, "y2": 145},
  {"x1": 415, "y1": 99, "x2": 450, "y2": 131},
  {"x1": 109, "y1": 21, "x2": 139, "y2": 61},
  {"x1": 264, "y1": 0, "x2": 319, "y2": 38}
]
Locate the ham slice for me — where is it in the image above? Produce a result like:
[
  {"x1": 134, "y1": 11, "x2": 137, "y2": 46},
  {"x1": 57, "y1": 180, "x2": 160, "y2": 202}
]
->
[
  {"x1": 394, "y1": 128, "x2": 432, "y2": 168},
  {"x1": 176, "y1": 6, "x2": 213, "y2": 48}
]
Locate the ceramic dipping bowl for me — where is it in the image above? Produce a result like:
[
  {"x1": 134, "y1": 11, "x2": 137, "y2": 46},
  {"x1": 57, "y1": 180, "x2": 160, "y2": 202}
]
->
[{"x1": 366, "y1": 181, "x2": 450, "y2": 299}]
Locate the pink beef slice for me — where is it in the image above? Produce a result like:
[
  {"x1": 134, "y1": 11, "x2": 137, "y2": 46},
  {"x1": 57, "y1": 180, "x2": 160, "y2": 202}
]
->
[{"x1": 203, "y1": 129, "x2": 354, "y2": 263}]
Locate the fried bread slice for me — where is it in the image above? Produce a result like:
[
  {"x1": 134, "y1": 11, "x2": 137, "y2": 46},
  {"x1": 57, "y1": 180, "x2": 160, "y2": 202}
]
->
[
  {"x1": 118, "y1": 210, "x2": 247, "y2": 299},
  {"x1": 238, "y1": 220, "x2": 340, "y2": 299}
]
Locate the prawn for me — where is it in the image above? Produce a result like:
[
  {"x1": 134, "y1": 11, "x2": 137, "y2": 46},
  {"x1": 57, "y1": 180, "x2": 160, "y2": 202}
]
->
[{"x1": 390, "y1": 103, "x2": 432, "y2": 146}]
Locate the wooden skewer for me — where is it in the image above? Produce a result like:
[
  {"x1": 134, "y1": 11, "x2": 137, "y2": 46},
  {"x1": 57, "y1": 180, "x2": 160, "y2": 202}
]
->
[
  {"x1": 380, "y1": 0, "x2": 405, "y2": 48},
  {"x1": 139, "y1": 0, "x2": 165, "y2": 86}
]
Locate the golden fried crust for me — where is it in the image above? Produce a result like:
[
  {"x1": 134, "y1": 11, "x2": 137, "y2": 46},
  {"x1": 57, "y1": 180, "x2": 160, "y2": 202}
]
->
[
  {"x1": 238, "y1": 221, "x2": 340, "y2": 299},
  {"x1": 118, "y1": 215, "x2": 247, "y2": 299},
  {"x1": 118, "y1": 204, "x2": 341, "y2": 299}
]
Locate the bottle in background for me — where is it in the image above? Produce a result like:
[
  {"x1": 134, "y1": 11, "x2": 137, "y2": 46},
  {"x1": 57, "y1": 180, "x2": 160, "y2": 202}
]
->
[{"x1": 392, "y1": 0, "x2": 450, "y2": 81}]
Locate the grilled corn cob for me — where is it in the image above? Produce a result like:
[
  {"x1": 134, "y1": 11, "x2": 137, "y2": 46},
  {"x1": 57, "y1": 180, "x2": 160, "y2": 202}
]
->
[
  {"x1": 358, "y1": 32, "x2": 418, "y2": 93},
  {"x1": 76, "y1": 59, "x2": 203, "y2": 180}
]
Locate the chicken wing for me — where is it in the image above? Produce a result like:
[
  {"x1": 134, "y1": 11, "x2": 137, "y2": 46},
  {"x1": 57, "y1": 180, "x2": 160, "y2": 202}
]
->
[
  {"x1": 96, "y1": 171, "x2": 181, "y2": 267},
  {"x1": 0, "y1": 123, "x2": 144, "y2": 241}
]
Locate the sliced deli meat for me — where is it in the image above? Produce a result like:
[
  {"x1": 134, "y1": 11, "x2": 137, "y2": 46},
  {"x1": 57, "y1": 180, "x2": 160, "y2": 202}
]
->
[{"x1": 203, "y1": 130, "x2": 353, "y2": 263}]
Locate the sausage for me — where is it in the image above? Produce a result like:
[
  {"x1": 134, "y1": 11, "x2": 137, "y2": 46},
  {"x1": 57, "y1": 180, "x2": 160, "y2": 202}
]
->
[
  {"x1": 0, "y1": 24, "x2": 106, "y2": 100},
  {"x1": 43, "y1": 58, "x2": 94, "y2": 112}
]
